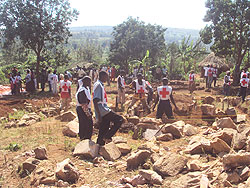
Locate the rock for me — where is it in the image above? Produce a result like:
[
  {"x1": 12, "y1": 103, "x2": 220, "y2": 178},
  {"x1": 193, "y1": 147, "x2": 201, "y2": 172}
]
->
[
  {"x1": 222, "y1": 153, "x2": 250, "y2": 168},
  {"x1": 183, "y1": 124, "x2": 198, "y2": 136},
  {"x1": 23, "y1": 158, "x2": 40, "y2": 173},
  {"x1": 232, "y1": 132, "x2": 247, "y2": 150},
  {"x1": 210, "y1": 138, "x2": 231, "y2": 154},
  {"x1": 216, "y1": 109, "x2": 226, "y2": 118},
  {"x1": 216, "y1": 117, "x2": 237, "y2": 130},
  {"x1": 132, "y1": 126, "x2": 144, "y2": 140},
  {"x1": 40, "y1": 176, "x2": 57, "y2": 185},
  {"x1": 236, "y1": 114, "x2": 246, "y2": 124},
  {"x1": 239, "y1": 166, "x2": 250, "y2": 181},
  {"x1": 4, "y1": 121, "x2": 16, "y2": 128},
  {"x1": 73, "y1": 139, "x2": 99, "y2": 159},
  {"x1": 112, "y1": 136, "x2": 127, "y2": 144},
  {"x1": 116, "y1": 143, "x2": 132, "y2": 155},
  {"x1": 99, "y1": 142, "x2": 121, "y2": 161},
  {"x1": 142, "y1": 129, "x2": 161, "y2": 140},
  {"x1": 62, "y1": 121, "x2": 79, "y2": 137},
  {"x1": 156, "y1": 133, "x2": 173, "y2": 141},
  {"x1": 226, "y1": 171, "x2": 241, "y2": 184},
  {"x1": 170, "y1": 172, "x2": 202, "y2": 188},
  {"x1": 127, "y1": 116, "x2": 140, "y2": 125},
  {"x1": 55, "y1": 158, "x2": 79, "y2": 183},
  {"x1": 56, "y1": 111, "x2": 77, "y2": 122},
  {"x1": 162, "y1": 121, "x2": 185, "y2": 139},
  {"x1": 56, "y1": 180, "x2": 70, "y2": 187},
  {"x1": 211, "y1": 128, "x2": 237, "y2": 146},
  {"x1": 203, "y1": 96, "x2": 215, "y2": 104},
  {"x1": 153, "y1": 153, "x2": 188, "y2": 176},
  {"x1": 201, "y1": 104, "x2": 215, "y2": 116},
  {"x1": 34, "y1": 146, "x2": 48, "y2": 160},
  {"x1": 225, "y1": 107, "x2": 237, "y2": 119},
  {"x1": 120, "y1": 122, "x2": 135, "y2": 133},
  {"x1": 139, "y1": 117, "x2": 162, "y2": 125},
  {"x1": 185, "y1": 136, "x2": 212, "y2": 154},
  {"x1": 137, "y1": 123, "x2": 160, "y2": 130},
  {"x1": 17, "y1": 120, "x2": 30, "y2": 127},
  {"x1": 237, "y1": 124, "x2": 250, "y2": 133},
  {"x1": 139, "y1": 169, "x2": 163, "y2": 185},
  {"x1": 138, "y1": 142, "x2": 160, "y2": 153},
  {"x1": 130, "y1": 175, "x2": 147, "y2": 187},
  {"x1": 127, "y1": 150, "x2": 151, "y2": 169},
  {"x1": 150, "y1": 153, "x2": 160, "y2": 164},
  {"x1": 187, "y1": 160, "x2": 201, "y2": 171},
  {"x1": 230, "y1": 97, "x2": 241, "y2": 106},
  {"x1": 21, "y1": 113, "x2": 41, "y2": 122}
]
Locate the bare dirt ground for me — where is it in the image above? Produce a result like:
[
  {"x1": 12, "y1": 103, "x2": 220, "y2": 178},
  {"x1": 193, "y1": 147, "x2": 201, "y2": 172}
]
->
[{"x1": 0, "y1": 79, "x2": 249, "y2": 187}]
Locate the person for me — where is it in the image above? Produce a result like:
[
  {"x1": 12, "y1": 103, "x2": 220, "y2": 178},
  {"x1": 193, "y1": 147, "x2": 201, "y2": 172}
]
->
[
  {"x1": 59, "y1": 74, "x2": 72, "y2": 112},
  {"x1": 138, "y1": 63, "x2": 144, "y2": 75},
  {"x1": 41, "y1": 68, "x2": 47, "y2": 92},
  {"x1": 111, "y1": 66, "x2": 116, "y2": 82},
  {"x1": 241, "y1": 69, "x2": 247, "y2": 79},
  {"x1": 25, "y1": 70, "x2": 32, "y2": 93},
  {"x1": 240, "y1": 74, "x2": 249, "y2": 102},
  {"x1": 9, "y1": 73, "x2": 15, "y2": 95},
  {"x1": 224, "y1": 71, "x2": 231, "y2": 96},
  {"x1": 48, "y1": 70, "x2": 53, "y2": 92},
  {"x1": 127, "y1": 73, "x2": 151, "y2": 114},
  {"x1": 146, "y1": 80, "x2": 153, "y2": 105},
  {"x1": 153, "y1": 77, "x2": 178, "y2": 120},
  {"x1": 133, "y1": 66, "x2": 138, "y2": 78},
  {"x1": 156, "y1": 67, "x2": 162, "y2": 82},
  {"x1": 117, "y1": 70, "x2": 126, "y2": 109},
  {"x1": 16, "y1": 72, "x2": 22, "y2": 93},
  {"x1": 162, "y1": 66, "x2": 168, "y2": 77},
  {"x1": 77, "y1": 68, "x2": 85, "y2": 80},
  {"x1": 203, "y1": 65, "x2": 210, "y2": 88},
  {"x1": 66, "y1": 70, "x2": 73, "y2": 81},
  {"x1": 93, "y1": 71, "x2": 124, "y2": 146},
  {"x1": 207, "y1": 65, "x2": 213, "y2": 88},
  {"x1": 31, "y1": 70, "x2": 36, "y2": 90},
  {"x1": 76, "y1": 76, "x2": 93, "y2": 140},
  {"x1": 51, "y1": 70, "x2": 58, "y2": 94},
  {"x1": 213, "y1": 65, "x2": 218, "y2": 87},
  {"x1": 188, "y1": 70, "x2": 195, "y2": 94}
]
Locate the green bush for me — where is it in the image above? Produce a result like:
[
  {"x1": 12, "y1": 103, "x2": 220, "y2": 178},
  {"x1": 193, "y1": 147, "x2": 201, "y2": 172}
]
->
[{"x1": 5, "y1": 142, "x2": 22, "y2": 151}]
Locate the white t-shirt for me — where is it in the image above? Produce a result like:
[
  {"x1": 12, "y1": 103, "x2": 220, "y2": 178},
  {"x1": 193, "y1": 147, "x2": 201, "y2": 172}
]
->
[{"x1": 204, "y1": 67, "x2": 209, "y2": 77}]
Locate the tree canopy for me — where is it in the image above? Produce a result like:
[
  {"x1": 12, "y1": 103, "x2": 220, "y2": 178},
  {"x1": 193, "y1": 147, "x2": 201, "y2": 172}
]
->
[
  {"x1": 200, "y1": 0, "x2": 250, "y2": 85},
  {"x1": 0, "y1": 0, "x2": 78, "y2": 75},
  {"x1": 109, "y1": 17, "x2": 167, "y2": 71}
]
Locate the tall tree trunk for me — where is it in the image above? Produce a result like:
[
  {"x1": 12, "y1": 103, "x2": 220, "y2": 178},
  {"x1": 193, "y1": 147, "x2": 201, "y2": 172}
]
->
[
  {"x1": 233, "y1": 62, "x2": 241, "y2": 86},
  {"x1": 36, "y1": 54, "x2": 40, "y2": 89}
]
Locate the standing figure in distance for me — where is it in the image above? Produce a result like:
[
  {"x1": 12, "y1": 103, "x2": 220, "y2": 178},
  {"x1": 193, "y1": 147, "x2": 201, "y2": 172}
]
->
[
  {"x1": 59, "y1": 74, "x2": 71, "y2": 112},
  {"x1": 240, "y1": 74, "x2": 249, "y2": 102},
  {"x1": 117, "y1": 70, "x2": 126, "y2": 109},
  {"x1": 188, "y1": 70, "x2": 195, "y2": 94}
]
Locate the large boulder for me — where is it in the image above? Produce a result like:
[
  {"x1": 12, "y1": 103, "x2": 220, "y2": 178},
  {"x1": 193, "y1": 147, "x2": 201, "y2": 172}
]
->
[
  {"x1": 116, "y1": 143, "x2": 132, "y2": 155},
  {"x1": 210, "y1": 138, "x2": 231, "y2": 154},
  {"x1": 184, "y1": 136, "x2": 212, "y2": 154},
  {"x1": 22, "y1": 158, "x2": 40, "y2": 173},
  {"x1": 56, "y1": 111, "x2": 77, "y2": 122},
  {"x1": 211, "y1": 128, "x2": 237, "y2": 146},
  {"x1": 73, "y1": 139, "x2": 99, "y2": 159},
  {"x1": 139, "y1": 169, "x2": 163, "y2": 185},
  {"x1": 156, "y1": 133, "x2": 173, "y2": 142},
  {"x1": 232, "y1": 132, "x2": 247, "y2": 150},
  {"x1": 99, "y1": 142, "x2": 121, "y2": 161},
  {"x1": 162, "y1": 121, "x2": 185, "y2": 139},
  {"x1": 203, "y1": 96, "x2": 215, "y2": 104},
  {"x1": 55, "y1": 158, "x2": 80, "y2": 183},
  {"x1": 183, "y1": 124, "x2": 198, "y2": 136},
  {"x1": 222, "y1": 153, "x2": 250, "y2": 168},
  {"x1": 62, "y1": 121, "x2": 79, "y2": 137},
  {"x1": 126, "y1": 150, "x2": 151, "y2": 169},
  {"x1": 216, "y1": 117, "x2": 237, "y2": 130},
  {"x1": 153, "y1": 153, "x2": 188, "y2": 176},
  {"x1": 201, "y1": 104, "x2": 216, "y2": 116},
  {"x1": 225, "y1": 107, "x2": 237, "y2": 119},
  {"x1": 142, "y1": 129, "x2": 161, "y2": 140},
  {"x1": 34, "y1": 146, "x2": 48, "y2": 160}
]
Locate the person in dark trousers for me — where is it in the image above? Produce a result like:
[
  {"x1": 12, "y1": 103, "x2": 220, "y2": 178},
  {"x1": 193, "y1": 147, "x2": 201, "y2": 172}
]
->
[
  {"x1": 41, "y1": 68, "x2": 47, "y2": 92},
  {"x1": 76, "y1": 76, "x2": 93, "y2": 140},
  {"x1": 223, "y1": 71, "x2": 231, "y2": 96},
  {"x1": 153, "y1": 78, "x2": 178, "y2": 119},
  {"x1": 240, "y1": 74, "x2": 249, "y2": 102},
  {"x1": 93, "y1": 71, "x2": 124, "y2": 146}
]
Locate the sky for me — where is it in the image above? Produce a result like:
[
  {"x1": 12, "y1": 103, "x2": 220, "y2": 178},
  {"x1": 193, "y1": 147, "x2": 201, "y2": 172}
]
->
[{"x1": 69, "y1": 0, "x2": 208, "y2": 30}]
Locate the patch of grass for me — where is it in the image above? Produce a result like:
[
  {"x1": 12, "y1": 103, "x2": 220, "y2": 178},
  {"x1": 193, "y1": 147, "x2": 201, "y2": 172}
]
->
[
  {"x1": 64, "y1": 138, "x2": 77, "y2": 152},
  {"x1": 5, "y1": 142, "x2": 22, "y2": 152}
]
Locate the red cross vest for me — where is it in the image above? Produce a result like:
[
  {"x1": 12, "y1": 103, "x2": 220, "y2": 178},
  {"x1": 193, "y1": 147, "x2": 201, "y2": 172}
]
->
[
  {"x1": 76, "y1": 86, "x2": 91, "y2": 108},
  {"x1": 93, "y1": 80, "x2": 107, "y2": 105},
  {"x1": 240, "y1": 78, "x2": 249, "y2": 87},
  {"x1": 157, "y1": 86, "x2": 172, "y2": 100},
  {"x1": 189, "y1": 73, "x2": 194, "y2": 82},
  {"x1": 208, "y1": 68, "x2": 213, "y2": 77},
  {"x1": 135, "y1": 79, "x2": 146, "y2": 94},
  {"x1": 60, "y1": 80, "x2": 71, "y2": 98},
  {"x1": 117, "y1": 75, "x2": 125, "y2": 89}
]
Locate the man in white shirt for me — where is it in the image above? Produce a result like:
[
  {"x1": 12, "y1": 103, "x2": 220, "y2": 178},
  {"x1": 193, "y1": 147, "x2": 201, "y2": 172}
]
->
[
  {"x1": 51, "y1": 70, "x2": 58, "y2": 94},
  {"x1": 203, "y1": 65, "x2": 210, "y2": 88}
]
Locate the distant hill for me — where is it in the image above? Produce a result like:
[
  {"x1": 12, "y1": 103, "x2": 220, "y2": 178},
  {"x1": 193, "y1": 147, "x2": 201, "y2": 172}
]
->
[{"x1": 69, "y1": 26, "x2": 201, "y2": 44}]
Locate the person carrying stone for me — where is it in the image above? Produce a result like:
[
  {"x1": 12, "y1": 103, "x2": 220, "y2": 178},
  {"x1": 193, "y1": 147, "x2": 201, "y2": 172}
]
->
[
  {"x1": 59, "y1": 74, "x2": 71, "y2": 112},
  {"x1": 153, "y1": 77, "x2": 178, "y2": 120},
  {"x1": 117, "y1": 70, "x2": 126, "y2": 109},
  {"x1": 127, "y1": 73, "x2": 151, "y2": 114},
  {"x1": 76, "y1": 76, "x2": 93, "y2": 140},
  {"x1": 93, "y1": 71, "x2": 124, "y2": 146},
  {"x1": 240, "y1": 73, "x2": 249, "y2": 102}
]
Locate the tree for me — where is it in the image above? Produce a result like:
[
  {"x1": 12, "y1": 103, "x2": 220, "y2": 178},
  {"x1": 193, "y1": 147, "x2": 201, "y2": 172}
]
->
[
  {"x1": 109, "y1": 17, "x2": 167, "y2": 71},
  {"x1": 0, "y1": 0, "x2": 78, "y2": 77},
  {"x1": 200, "y1": 0, "x2": 250, "y2": 85}
]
